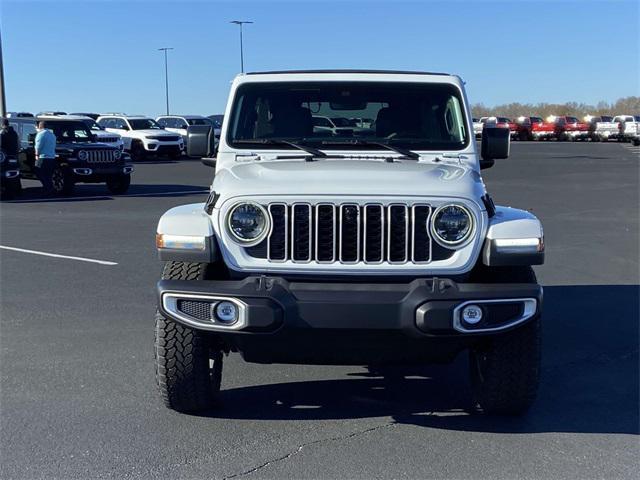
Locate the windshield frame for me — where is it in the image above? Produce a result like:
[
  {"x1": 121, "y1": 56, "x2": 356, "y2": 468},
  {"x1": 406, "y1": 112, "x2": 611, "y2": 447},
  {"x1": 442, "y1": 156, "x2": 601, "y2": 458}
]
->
[{"x1": 225, "y1": 81, "x2": 470, "y2": 152}]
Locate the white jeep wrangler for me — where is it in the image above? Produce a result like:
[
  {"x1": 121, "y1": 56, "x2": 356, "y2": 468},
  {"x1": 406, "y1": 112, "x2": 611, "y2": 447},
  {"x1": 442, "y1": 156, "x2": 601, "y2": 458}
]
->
[{"x1": 154, "y1": 70, "x2": 545, "y2": 415}]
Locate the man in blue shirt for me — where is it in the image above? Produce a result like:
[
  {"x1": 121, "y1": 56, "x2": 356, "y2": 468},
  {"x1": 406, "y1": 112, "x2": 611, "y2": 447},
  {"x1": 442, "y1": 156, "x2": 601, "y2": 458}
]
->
[{"x1": 34, "y1": 121, "x2": 57, "y2": 196}]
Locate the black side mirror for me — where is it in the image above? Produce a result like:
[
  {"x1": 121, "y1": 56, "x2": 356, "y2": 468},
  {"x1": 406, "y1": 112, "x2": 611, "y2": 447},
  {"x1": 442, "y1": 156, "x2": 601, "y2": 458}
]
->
[
  {"x1": 201, "y1": 158, "x2": 217, "y2": 168},
  {"x1": 480, "y1": 127, "x2": 510, "y2": 169}
]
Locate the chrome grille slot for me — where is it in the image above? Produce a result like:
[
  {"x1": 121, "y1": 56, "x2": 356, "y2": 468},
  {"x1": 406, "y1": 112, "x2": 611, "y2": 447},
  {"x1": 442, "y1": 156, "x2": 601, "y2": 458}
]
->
[
  {"x1": 251, "y1": 201, "x2": 440, "y2": 266},
  {"x1": 412, "y1": 205, "x2": 432, "y2": 263},
  {"x1": 315, "y1": 204, "x2": 336, "y2": 263},
  {"x1": 291, "y1": 204, "x2": 312, "y2": 262},
  {"x1": 339, "y1": 204, "x2": 360, "y2": 263},
  {"x1": 86, "y1": 150, "x2": 115, "y2": 163},
  {"x1": 388, "y1": 205, "x2": 409, "y2": 263},
  {"x1": 364, "y1": 204, "x2": 384, "y2": 263}
]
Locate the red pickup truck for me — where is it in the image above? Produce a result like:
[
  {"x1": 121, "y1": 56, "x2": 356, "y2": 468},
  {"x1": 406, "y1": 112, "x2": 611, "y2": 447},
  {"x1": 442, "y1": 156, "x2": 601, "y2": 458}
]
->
[
  {"x1": 515, "y1": 116, "x2": 544, "y2": 141},
  {"x1": 531, "y1": 117, "x2": 557, "y2": 140},
  {"x1": 555, "y1": 116, "x2": 590, "y2": 141}
]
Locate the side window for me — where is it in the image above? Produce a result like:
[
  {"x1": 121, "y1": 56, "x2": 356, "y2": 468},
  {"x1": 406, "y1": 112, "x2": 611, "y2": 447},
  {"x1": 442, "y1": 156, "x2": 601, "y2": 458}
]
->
[{"x1": 20, "y1": 123, "x2": 38, "y2": 146}]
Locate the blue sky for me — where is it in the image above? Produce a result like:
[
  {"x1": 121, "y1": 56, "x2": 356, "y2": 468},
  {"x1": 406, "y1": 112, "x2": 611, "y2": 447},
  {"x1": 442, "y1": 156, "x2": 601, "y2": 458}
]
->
[{"x1": 2, "y1": 0, "x2": 638, "y2": 117}]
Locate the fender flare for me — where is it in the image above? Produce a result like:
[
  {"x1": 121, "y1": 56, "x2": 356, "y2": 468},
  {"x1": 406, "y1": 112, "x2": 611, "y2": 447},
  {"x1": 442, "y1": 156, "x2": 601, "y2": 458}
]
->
[
  {"x1": 156, "y1": 203, "x2": 217, "y2": 263},
  {"x1": 482, "y1": 206, "x2": 544, "y2": 266}
]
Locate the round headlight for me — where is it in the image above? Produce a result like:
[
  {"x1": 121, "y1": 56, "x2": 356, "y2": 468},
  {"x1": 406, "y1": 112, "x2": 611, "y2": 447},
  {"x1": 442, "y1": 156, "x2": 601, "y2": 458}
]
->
[
  {"x1": 113, "y1": 149, "x2": 121, "y2": 160},
  {"x1": 431, "y1": 204, "x2": 474, "y2": 247},
  {"x1": 227, "y1": 202, "x2": 270, "y2": 245},
  {"x1": 78, "y1": 150, "x2": 88, "y2": 161}
]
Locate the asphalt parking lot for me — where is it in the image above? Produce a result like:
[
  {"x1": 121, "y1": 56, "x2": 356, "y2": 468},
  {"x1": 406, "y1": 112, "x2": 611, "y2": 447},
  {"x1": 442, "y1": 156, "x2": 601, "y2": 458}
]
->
[{"x1": 1, "y1": 141, "x2": 638, "y2": 479}]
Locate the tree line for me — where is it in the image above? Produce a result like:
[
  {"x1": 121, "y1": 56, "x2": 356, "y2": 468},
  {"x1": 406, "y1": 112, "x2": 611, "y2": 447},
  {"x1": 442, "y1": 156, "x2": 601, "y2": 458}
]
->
[{"x1": 472, "y1": 96, "x2": 640, "y2": 119}]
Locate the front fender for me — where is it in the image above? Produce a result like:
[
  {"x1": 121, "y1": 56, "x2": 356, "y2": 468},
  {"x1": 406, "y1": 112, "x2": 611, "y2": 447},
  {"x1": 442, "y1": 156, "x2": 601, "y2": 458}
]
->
[
  {"x1": 482, "y1": 206, "x2": 544, "y2": 266},
  {"x1": 156, "y1": 203, "x2": 217, "y2": 263}
]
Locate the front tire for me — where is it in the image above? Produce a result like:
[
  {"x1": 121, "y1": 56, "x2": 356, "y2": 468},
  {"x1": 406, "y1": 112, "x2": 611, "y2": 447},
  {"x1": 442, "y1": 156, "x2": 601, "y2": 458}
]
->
[
  {"x1": 469, "y1": 266, "x2": 540, "y2": 415},
  {"x1": 130, "y1": 141, "x2": 146, "y2": 161},
  {"x1": 52, "y1": 166, "x2": 75, "y2": 196},
  {"x1": 106, "y1": 174, "x2": 131, "y2": 194},
  {"x1": 155, "y1": 261, "x2": 222, "y2": 412}
]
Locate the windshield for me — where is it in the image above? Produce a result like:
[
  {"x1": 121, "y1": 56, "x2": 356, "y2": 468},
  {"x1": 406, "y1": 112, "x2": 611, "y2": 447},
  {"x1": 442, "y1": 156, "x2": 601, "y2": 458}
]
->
[
  {"x1": 81, "y1": 119, "x2": 104, "y2": 131},
  {"x1": 129, "y1": 119, "x2": 161, "y2": 130},
  {"x1": 46, "y1": 121, "x2": 93, "y2": 143},
  {"x1": 566, "y1": 117, "x2": 578, "y2": 123},
  {"x1": 227, "y1": 81, "x2": 469, "y2": 150},
  {"x1": 187, "y1": 118, "x2": 212, "y2": 126},
  {"x1": 600, "y1": 116, "x2": 613, "y2": 122}
]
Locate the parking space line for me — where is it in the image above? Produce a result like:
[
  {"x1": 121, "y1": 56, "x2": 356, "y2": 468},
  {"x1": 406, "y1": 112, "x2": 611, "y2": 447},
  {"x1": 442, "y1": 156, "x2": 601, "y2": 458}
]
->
[
  {"x1": 5, "y1": 189, "x2": 209, "y2": 203},
  {"x1": 0, "y1": 245, "x2": 118, "y2": 266}
]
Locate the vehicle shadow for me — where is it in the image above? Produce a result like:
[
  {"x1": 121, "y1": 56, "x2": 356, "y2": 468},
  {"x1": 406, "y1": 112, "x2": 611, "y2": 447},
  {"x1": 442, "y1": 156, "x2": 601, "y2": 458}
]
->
[
  {"x1": 199, "y1": 284, "x2": 639, "y2": 435},
  {"x1": 4, "y1": 183, "x2": 208, "y2": 203}
]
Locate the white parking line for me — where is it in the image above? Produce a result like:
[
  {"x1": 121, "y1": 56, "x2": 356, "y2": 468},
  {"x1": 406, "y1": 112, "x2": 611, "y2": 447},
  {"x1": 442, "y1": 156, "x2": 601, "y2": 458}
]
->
[
  {"x1": 4, "y1": 189, "x2": 209, "y2": 203},
  {"x1": 0, "y1": 245, "x2": 118, "y2": 266}
]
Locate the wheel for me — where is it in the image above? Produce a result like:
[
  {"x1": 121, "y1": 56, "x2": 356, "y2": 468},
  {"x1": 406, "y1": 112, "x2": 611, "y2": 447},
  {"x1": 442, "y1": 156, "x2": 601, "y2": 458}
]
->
[
  {"x1": 105, "y1": 174, "x2": 131, "y2": 194},
  {"x1": 633, "y1": 137, "x2": 640, "y2": 146},
  {"x1": 1, "y1": 177, "x2": 22, "y2": 200},
  {"x1": 519, "y1": 131, "x2": 528, "y2": 141},
  {"x1": 130, "y1": 141, "x2": 146, "y2": 161},
  {"x1": 469, "y1": 266, "x2": 540, "y2": 415},
  {"x1": 52, "y1": 165, "x2": 75, "y2": 196},
  {"x1": 155, "y1": 261, "x2": 223, "y2": 412}
]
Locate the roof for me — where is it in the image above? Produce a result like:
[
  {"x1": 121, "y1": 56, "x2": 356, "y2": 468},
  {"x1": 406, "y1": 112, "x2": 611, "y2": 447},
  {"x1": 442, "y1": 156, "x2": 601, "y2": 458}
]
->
[
  {"x1": 245, "y1": 69, "x2": 452, "y2": 76},
  {"x1": 156, "y1": 114, "x2": 207, "y2": 119}
]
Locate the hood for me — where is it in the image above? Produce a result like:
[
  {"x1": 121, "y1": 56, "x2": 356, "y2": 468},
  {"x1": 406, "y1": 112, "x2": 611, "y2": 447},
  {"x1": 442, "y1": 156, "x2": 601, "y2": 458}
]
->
[
  {"x1": 213, "y1": 159, "x2": 485, "y2": 201},
  {"x1": 94, "y1": 130, "x2": 120, "y2": 139},
  {"x1": 129, "y1": 129, "x2": 177, "y2": 137}
]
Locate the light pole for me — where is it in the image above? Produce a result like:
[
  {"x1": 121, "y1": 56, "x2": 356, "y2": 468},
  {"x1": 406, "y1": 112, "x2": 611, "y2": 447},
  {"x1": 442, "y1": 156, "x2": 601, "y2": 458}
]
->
[
  {"x1": 0, "y1": 26, "x2": 6, "y2": 117},
  {"x1": 230, "y1": 20, "x2": 253, "y2": 73},
  {"x1": 158, "y1": 47, "x2": 173, "y2": 115}
]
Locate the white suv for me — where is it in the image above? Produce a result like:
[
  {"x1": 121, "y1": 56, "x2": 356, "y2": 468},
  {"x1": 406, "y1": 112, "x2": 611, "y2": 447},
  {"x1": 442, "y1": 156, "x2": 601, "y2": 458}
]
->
[
  {"x1": 156, "y1": 115, "x2": 215, "y2": 145},
  {"x1": 154, "y1": 70, "x2": 545, "y2": 416},
  {"x1": 97, "y1": 115, "x2": 184, "y2": 160}
]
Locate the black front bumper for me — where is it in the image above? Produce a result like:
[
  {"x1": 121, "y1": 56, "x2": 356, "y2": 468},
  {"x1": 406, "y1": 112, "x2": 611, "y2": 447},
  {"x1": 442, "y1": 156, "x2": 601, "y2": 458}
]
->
[{"x1": 157, "y1": 276, "x2": 542, "y2": 365}]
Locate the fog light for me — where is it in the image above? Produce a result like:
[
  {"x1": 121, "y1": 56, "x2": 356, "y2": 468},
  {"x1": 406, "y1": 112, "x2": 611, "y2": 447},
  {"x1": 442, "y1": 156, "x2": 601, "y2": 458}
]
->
[
  {"x1": 461, "y1": 304, "x2": 483, "y2": 325},
  {"x1": 214, "y1": 301, "x2": 238, "y2": 324}
]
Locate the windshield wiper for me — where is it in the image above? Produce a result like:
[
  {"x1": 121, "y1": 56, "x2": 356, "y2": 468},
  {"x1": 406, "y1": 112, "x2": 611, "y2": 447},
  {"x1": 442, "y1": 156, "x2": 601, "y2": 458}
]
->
[
  {"x1": 320, "y1": 139, "x2": 420, "y2": 160},
  {"x1": 234, "y1": 138, "x2": 327, "y2": 157}
]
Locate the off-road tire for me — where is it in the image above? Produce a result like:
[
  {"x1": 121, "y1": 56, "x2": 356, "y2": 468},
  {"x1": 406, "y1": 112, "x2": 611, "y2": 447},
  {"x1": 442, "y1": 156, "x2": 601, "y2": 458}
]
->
[
  {"x1": 52, "y1": 165, "x2": 75, "y2": 196},
  {"x1": 155, "y1": 261, "x2": 222, "y2": 412},
  {"x1": 469, "y1": 266, "x2": 540, "y2": 415},
  {"x1": 1, "y1": 178, "x2": 22, "y2": 200},
  {"x1": 106, "y1": 174, "x2": 131, "y2": 194},
  {"x1": 130, "y1": 141, "x2": 146, "y2": 161}
]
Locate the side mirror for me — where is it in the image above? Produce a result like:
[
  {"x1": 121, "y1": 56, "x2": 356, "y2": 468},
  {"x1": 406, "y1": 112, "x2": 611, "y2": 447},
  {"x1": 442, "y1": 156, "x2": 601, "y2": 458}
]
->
[
  {"x1": 480, "y1": 127, "x2": 510, "y2": 169},
  {"x1": 201, "y1": 158, "x2": 217, "y2": 168}
]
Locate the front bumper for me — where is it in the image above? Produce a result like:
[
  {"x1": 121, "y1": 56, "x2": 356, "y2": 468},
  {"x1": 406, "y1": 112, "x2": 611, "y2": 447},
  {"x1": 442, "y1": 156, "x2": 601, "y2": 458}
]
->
[{"x1": 157, "y1": 276, "x2": 543, "y2": 365}]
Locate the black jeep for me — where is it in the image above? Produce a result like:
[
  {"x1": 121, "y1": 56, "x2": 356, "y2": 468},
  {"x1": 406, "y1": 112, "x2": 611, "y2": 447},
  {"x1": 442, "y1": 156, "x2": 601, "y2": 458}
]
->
[{"x1": 10, "y1": 118, "x2": 134, "y2": 196}]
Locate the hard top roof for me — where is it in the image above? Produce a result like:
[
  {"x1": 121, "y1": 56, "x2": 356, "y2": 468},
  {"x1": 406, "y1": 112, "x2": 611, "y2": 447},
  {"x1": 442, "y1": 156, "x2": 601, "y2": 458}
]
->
[{"x1": 245, "y1": 69, "x2": 452, "y2": 76}]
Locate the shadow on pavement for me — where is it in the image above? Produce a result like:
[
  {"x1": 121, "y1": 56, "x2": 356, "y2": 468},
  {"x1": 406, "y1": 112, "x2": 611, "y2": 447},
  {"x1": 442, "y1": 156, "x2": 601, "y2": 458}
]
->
[
  {"x1": 201, "y1": 285, "x2": 639, "y2": 435},
  {"x1": 5, "y1": 184, "x2": 208, "y2": 203}
]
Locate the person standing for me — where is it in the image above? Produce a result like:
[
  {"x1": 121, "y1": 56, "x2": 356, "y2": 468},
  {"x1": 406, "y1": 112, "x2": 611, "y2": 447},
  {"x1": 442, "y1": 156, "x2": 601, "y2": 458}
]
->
[
  {"x1": 34, "y1": 121, "x2": 57, "y2": 196},
  {"x1": 0, "y1": 118, "x2": 19, "y2": 157}
]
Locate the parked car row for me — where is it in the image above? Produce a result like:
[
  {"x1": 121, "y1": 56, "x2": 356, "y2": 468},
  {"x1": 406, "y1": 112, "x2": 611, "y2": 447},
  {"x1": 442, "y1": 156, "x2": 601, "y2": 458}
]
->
[
  {"x1": 473, "y1": 114, "x2": 640, "y2": 143},
  {"x1": 1, "y1": 117, "x2": 134, "y2": 200},
  {"x1": 6, "y1": 111, "x2": 224, "y2": 161}
]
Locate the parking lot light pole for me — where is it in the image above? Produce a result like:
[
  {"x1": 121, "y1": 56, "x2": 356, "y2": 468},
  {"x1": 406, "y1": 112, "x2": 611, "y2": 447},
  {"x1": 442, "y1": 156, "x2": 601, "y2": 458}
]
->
[
  {"x1": 230, "y1": 21, "x2": 253, "y2": 73},
  {"x1": 158, "y1": 47, "x2": 173, "y2": 115},
  {"x1": 0, "y1": 27, "x2": 6, "y2": 117}
]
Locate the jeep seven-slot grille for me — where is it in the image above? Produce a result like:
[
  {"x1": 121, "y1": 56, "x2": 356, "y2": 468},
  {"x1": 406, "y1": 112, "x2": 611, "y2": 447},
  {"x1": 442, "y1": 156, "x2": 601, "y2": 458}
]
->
[
  {"x1": 259, "y1": 203, "x2": 439, "y2": 264},
  {"x1": 86, "y1": 150, "x2": 117, "y2": 163}
]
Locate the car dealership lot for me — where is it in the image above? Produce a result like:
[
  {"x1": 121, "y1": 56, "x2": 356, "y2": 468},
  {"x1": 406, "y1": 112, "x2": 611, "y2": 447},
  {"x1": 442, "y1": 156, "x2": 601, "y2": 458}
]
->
[{"x1": 0, "y1": 142, "x2": 638, "y2": 479}]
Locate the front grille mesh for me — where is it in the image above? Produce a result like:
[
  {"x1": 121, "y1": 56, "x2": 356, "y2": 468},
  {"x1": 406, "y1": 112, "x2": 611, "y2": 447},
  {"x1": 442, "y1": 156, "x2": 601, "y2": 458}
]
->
[
  {"x1": 258, "y1": 202, "x2": 439, "y2": 265},
  {"x1": 177, "y1": 299, "x2": 212, "y2": 321},
  {"x1": 86, "y1": 150, "x2": 116, "y2": 163}
]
